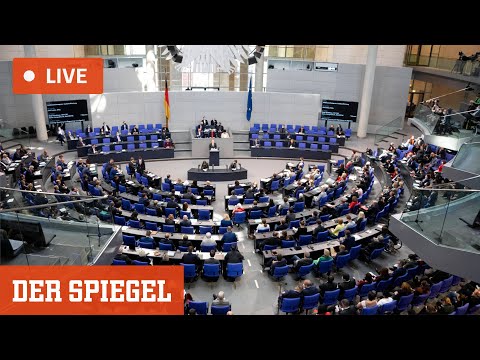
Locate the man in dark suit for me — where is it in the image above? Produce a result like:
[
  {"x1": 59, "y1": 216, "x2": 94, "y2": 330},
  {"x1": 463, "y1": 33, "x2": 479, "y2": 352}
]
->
[
  {"x1": 285, "y1": 207, "x2": 296, "y2": 224},
  {"x1": 268, "y1": 253, "x2": 287, "y2": 275},
  {"x1": 249, "y1": 200, "x2": 261, "y2": 216},
  {"x1": 114, "y1": 247, "x2": 132, "y2": 265},
  {"x1": 223, "y1": 245, "x2": 244, "y2": 278},
  {"x1": 101, "y1": 122, "x2": 111, "y2": 135},
  {"x1": 181, "y1": 246, "x2": 201, "y2": 270},
  {"x1": 120, "y1": 121, "x2": 129, "y2": 131},
  {"x1": 301, "y1": 279, "x2": 319, "y2": 297},
  {"x1": 25, "y1": 165, "x2": 35, "y2": 184},
  {"x1": 204, "y1": 249, "x2": 220, "y2": 265},
  {"x1": 334, "y1": 198, "x2": 349, "y2": 217},
  {"x1": 278, "y1": 284, "x2": 302, "y2": 309},
  {"x1": 179, "y1": 215, "x2": 192, "y2": 228},
  {"x1": 137, "y1": 156, "x2": 146, "y2": 175},
  {"x1": 221, "y1": 226, "x2": 237, "y2": 245},
  {"x1": 183, "y1": 189, "x2": 195, "y2": 202},
  {"x1": 164, "y1": 175, "x2": 172, "y2": 189},
  {"x1": 159, "y1": 233, "x2": 175, "y2": 250},
  {"x1": 338, "y1": 273, "x2": 356, "y2": 298},
  {"x1": 312, "y1": 219, "x2": 326, "y2": 239},
  {"x1": 245, "y1": 188, "x2": 255, "y2": 200},
  {"x1": 336, "y1": 299, "x2": 357, "y2": 315},
  {"x1": 128, "y1": 158, "x2": 136, "y2": 177},
  {"x1": 341, "y1": 230, "x2": 356, "y2": 251},
  {"x1": 292, "y1": 251, "x2": 313, "y2": 272},
  {"x1": 178, "y1": 235, "x2": 192, "y2": 249},
  {"x1": 275, "y1": 219, "x2": 289, "y2": 231},
  {"x1": 319, "y1": 275, "x2": 338, "y2": 300},
  {"x1": 166, "y1": 197, "x2": 180, "y2": 210}
]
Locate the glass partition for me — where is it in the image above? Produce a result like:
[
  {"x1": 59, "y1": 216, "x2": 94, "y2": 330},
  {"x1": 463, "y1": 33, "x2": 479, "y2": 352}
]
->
[
  {"x1": 452, "y1": 141, "x2": 480, "y2": 174},
  {"x1": 374, "y1": 116, "x2": 404, "y2": 145},
  {"x1": 0, "y1": 187, "x2": 118, "y2": 265},
  {"x1": 0, "y1": 126, "x2": 34, "y2": 149},
  {"x1": 412, "y1": 103, "x2": 440, "y2": 134},
  {"x1": 400, "y1": 187, "x2": 480, "y2": 254}
]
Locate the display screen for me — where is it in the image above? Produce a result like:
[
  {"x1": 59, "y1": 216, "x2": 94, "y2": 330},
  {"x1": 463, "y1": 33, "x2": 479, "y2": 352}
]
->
[
  {"x1": 46, "y1": 100, "x2": 89, "y2": 124},
  {"x1": 321, "y1": 100, "x2": 358, "y2": 122}
]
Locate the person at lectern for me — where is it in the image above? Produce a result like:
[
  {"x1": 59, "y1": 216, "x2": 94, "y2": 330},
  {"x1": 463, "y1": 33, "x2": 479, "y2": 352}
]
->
[{"x1": 209, "y1": 139, "x2": 218, "y2": 150}]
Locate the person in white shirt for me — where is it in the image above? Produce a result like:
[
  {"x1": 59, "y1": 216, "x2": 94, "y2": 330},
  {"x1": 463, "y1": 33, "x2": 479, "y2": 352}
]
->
[
  {"x1": 115, "y1": 132, "x2": 122, "y2": 143},
  {"x1": 57, "y1": 126, "x2": 65, "y2": 146},
  {"x1": 1, "y1": 153, "x2": 12, "y2": 165},
  {"x1": 200, "y1": 232, "x2": 216, "y2": 248},
  {"x1": 255, "y1": 218, "x2": 270, "y2": 233},
  {"x1": 221, "y1": 130, "x2": 230, "y2": 138},
  {"x1": 377, "y1": 291, "x2": 394, "y2": 307}
]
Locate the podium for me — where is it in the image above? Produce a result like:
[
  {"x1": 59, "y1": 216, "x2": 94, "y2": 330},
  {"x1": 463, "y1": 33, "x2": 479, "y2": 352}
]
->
[{"x1": 209, "y1": 149, "x2": 220, "y2": 166}]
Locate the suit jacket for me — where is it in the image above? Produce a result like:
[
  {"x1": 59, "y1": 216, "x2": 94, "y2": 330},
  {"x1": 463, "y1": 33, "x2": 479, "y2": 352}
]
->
[
  {"x1": 180, "y1": 220, "x2": 192, "y2": 228},
  {"x1": 338, "y1": 279, "x2": 356, "y2": 296},
  {"x1": 224, "y1": 250, "x2": 244, "y2": 264},
  {"x1": 182, "y1": 253, "x2": 200, "y2": 265},
  {"x1": 137, "y1": 160, "x2": 146, "y2": 174},
  {"x1": 301, "y1": 286, "x2": 319, "y2": 297},
  {"x1": 166, "y1": 201, "x2": 179, "y2": 210},
  {"x1": 319, "y1": 282, "x2": 338, "y2": 295},
  {"x1": 209, "y1": 143, "x2": 218, "y2": 150},
  {"x1": 128, "y1": 162, "x2": 136, "y2": 174},
  {"x1": 270, "y1": 258, "x2": 287, "y2": 272},
  {"x1": 342, "y1": 236, "x2": 356, "y2": 251},
  {"x1": 294, "y1": 257, "x2": 313, "y2": 271},
  {"x1": 338, "y1": 305, "x2": 357, "y2": 315},
  {"x1": 120, "y1": 124, "x2": 128, "y2": 131},
  {"x1": 204, "y1": 258, "x2": 220, "y2": 265},
  {"x1": 222, "y1": 232, "x2": 237, "y2": 244}
]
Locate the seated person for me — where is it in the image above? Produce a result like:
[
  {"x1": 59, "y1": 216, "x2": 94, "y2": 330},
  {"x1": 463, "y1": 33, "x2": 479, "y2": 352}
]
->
[
  {"x1": 329, "y1": 218, "x2": 345, "y2": 238},
  {"x1": 201, "y1": 160, "x2": 209, "y2": 171},
  {"x1": 290, "y1": 251, "x2": 313, "y2": 272},
  {"x1": 229, "y1": 160, "x2": 239, "y2": 171},
  {"x1": 139, "y1": 230, "x2": 155, "y2": 247},
  {"x1": 131, "y1": 126, "x2": 139, "y2": 135},
  {"x1": 268, "y1": 253, "x2": 287, "y2": 275}
]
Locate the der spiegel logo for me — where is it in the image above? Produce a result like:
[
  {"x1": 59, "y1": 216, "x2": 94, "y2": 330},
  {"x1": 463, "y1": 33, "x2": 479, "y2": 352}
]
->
[{"x1": 12, "y1": 58, "x2": 103, "y2": 94}]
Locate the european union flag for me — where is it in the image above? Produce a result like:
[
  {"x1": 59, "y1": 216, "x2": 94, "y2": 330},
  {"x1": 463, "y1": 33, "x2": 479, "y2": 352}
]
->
[{"x1": 246, "y1": 77, "x2": 252, "y2": 121}]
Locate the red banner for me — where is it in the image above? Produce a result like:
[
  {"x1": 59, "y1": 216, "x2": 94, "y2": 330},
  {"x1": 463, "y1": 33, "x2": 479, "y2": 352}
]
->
[{"x1": 0, "y1": 266, "x2": 184, "y2": 315}]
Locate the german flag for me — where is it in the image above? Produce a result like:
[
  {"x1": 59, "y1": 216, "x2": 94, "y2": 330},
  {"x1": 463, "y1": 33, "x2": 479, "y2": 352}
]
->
[{"x1": 164, "y1": 78, "x2": 170, "y2": 121}]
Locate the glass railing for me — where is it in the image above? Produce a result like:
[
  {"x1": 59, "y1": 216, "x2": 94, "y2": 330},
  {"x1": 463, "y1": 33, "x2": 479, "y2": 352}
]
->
[
  {"x1": 0, "y1": 187, "x2": 118, "y2": 265},
  {"x1": 0, "y1": 127, "x2": 34, "y2": 149},
  {"x1": 374, "y1": 116, "x2": 404, "y2": 145},
  {"x1": 407, "y1": 56, "x2": 480, "y2": 77},
  {"x1": 452, "y1": 141, "x2": 480, "y2": 174},
  {"x1": 412, "y1": 104, "x2": 441, "y2": 134},
  {"x1": 400, "y1": 186, "x2": 480, "y2": 254}
]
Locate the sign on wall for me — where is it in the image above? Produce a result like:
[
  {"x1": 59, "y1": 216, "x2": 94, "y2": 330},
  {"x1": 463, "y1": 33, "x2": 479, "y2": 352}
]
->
[
  {"x1": 46, "y1": 100, "x2": 89, "y2": 124},
  {"x1": 320, "y1": 100, "x2": 358, "y2": 122}
]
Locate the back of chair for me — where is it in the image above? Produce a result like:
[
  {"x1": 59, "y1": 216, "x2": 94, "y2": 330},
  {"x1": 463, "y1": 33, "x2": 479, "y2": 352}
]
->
[
  {"x1": 343, "y1": 286, "x2": 358, "y2": 302},
  {"x1": 335, "y1": 253, "x2": 350, "y2": 270},
  {"x1": 378, "y1": 300, "x2": 397, "y2": 314},
  {"x1": 361, "y1": 305, "x2": 378, "y2": 315},
  {"x1": 428, "y1": 282, "x2": 442, "y2": 299},
  {"x1": 203, "y1": 263, "x2": 220, "y2": 278},
  {"x1": 303, "y1": 293, "x2": 320, "y2": 311},
  {"x1": 396, "y1": 293, "x2": 414, "y2": 311},
  {"x1": 298, "y1": 263, "x2": 314, "y2": 277},
  {"x1": 439, "y1": 275, "x2": 454, "y2": 293},
  {"x1": 198, "y1": 209, "x2": 211, "y2": 220},
  {"x1": 211, "y1": 305, "x2": 231, "y2": 315},
  {"x1": 112, "y1": 259, "x2": 127, "y2": 265},
  {"x1": 298, "y1": 235, "x2": 312, "y2": 246},
  {"x1": 226, "y1": 263, "x2": 243, "y2": 278},
  {"x1": 181, "y1": 263, "x2": 197, "y2": 279},
  {"x1": 201, "y1": 244, "x2": 216, "y2": 252},
  {"x1": 359, "y1": 282, "x2": 376, "y2": 298},
  {"x1": 133, "y1": 260, "x2": 150, "y2": 265},
  {"x1": 145, "y1": 221, "x2": 158, "y2": 231},
  {"x1": 188, "y1": 301, "x2": 208, "y2": 315},
  {"x1": 162, "y1": 224, "x2": 175, "y2": 233},
  {"x1": 280, "y1": 297, "x2": 301, "y2": 314},
  {"x1": 318, "y1": 259, "x2": 333, "y2": 275},
  {"x1": 323, "y1": 289, "x2": 341, "y2": 306},
  {"x1": 272, "y1": 265, "x2": 289, "y2": 280}
]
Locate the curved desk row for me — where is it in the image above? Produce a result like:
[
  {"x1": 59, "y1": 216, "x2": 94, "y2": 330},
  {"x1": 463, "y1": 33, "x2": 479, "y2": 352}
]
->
[
  {"x1": 250, "y1": 139, "x2": 339, "y2": 153},
  {"x1": 87, "y1": 148, "x2": 174, "y2": 164},
  {"x1": 67, "y1": 132, "x2": 170, "y2": 150},
  {"x1": 251, "y1": 147, "x2": 332, "y2": 160},
  {"x1": 250, "y1": 132, "x2": 346, "y2": 146},
  {"x1": 77, "y1": 140, "x2": 169, "y2": 157},
  {"x1": 187, "y1": 168, "x2": 248, "y2": 181}
]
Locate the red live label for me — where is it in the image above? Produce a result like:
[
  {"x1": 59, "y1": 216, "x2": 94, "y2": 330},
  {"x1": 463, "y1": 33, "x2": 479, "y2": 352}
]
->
[{"x1": 13, "y1": 58, "x2": 103, "y2": 94}]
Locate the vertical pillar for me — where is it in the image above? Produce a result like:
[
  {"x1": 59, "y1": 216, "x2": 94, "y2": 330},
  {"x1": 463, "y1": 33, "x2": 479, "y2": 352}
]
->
[
  {"x1": 255, "y1": 53, "x2": 264, "y2": 92},
  {"x1": 145, "y1": 45, "x2": 156, "y2": 91},
  {"x1": 23, "y1": 45, "x2": 48, "y2": 141},
  {"x1": 357, "y1": 45, "x2": 378, "y2": 138}
]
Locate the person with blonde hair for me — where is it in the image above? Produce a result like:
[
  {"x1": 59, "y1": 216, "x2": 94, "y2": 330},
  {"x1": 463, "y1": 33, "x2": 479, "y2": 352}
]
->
[{"x1": 221, "y1": 214, "x2": 233, "y2": 227}]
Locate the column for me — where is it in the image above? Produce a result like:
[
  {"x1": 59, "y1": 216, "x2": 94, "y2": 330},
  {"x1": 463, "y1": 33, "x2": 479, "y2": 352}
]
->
[
  {"x1": 357, "y1": 45, "x2": 378, "y2": 138},
  {"x1": 23, "y1": 45, "x2": 48, "y2": 141},
  {"x1": 255, "y1": 53, "x2": 264, "y2": 92},
  {"x1": 145, "y1": 45, "x2": 156, "y2": 91}
]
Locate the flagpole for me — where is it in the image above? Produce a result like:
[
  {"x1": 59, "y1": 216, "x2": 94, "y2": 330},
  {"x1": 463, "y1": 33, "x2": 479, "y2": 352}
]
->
[{"x1": 165, "y1": 72, "x2": 169, "y2": 129}]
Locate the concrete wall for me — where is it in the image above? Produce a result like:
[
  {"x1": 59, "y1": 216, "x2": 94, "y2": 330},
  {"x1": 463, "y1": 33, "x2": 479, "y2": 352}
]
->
[
  {"x1": 0, "y1": 61, "x2": 34, "y2": 128},
  {"x1": 329, "y1": 45, "x2": 406, "y2": 68},
  {"x1": 267, "y1": 63, "x2": 412, "y2": 133},
  {"x1": 88, "y1": 91, "x2": 322, "y2": 131}
]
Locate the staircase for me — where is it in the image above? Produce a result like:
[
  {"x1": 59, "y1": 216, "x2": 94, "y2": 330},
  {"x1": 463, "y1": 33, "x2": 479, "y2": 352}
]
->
[
  {"x1": 232, "y1": 130, "x2": 251, "y2": 157},
  {"x1": 172, "y1": 130, "x2": 192, "y2": 158}
]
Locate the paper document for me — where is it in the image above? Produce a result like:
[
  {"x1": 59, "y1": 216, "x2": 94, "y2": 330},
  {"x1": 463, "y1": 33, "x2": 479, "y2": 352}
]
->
[{"x1": 167, "y1": 251, "x2": 176, "y2": 257}]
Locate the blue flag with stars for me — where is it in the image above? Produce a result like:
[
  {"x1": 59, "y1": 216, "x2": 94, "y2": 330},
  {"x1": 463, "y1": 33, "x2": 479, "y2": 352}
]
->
[{"x1": 246, "y1": 77, "x2": 252, "y2": 121}]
